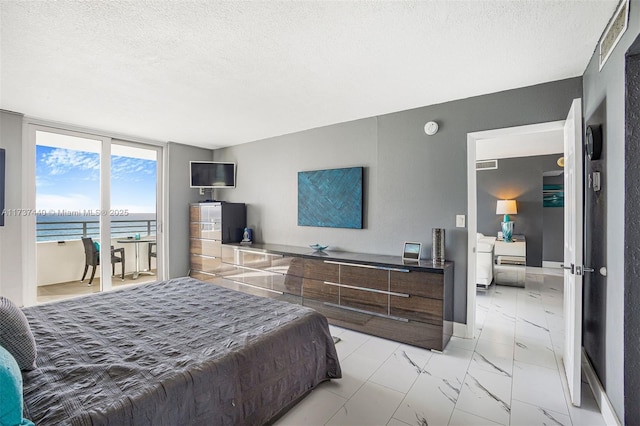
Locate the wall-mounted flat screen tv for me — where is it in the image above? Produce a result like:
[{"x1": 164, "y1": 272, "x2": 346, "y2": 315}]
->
[
  {"x1": 298, "y1": 166, "x2": 363, "y2": 229},
  {"x1": 190, "y1": 161, "x2": 236, "y2": 188},
  {"x1": 0, "y1": 148, "x2": 5, "y2": 227}
]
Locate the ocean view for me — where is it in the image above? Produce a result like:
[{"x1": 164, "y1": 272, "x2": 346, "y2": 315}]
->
[{"x1": 36, "y1": 213, "x2": 156, "y2": 242}]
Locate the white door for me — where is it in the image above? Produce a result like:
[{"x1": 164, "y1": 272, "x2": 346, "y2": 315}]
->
[{"x1": 563, "y1": 98, "x2": 583, "y2": 406}]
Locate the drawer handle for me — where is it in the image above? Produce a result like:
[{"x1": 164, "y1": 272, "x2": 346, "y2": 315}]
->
[
  {"x1": 324, "y1": 260, "x2": 410, "y2": 273},
  {"x1": 237, "y1": 248, "x2": 284, "y2": 258},
  {"x1": 234, "y1": 264, "x2": 284, "y2": 275},
  {"x1": 323, "y1": 302, "x2": 409, "y2": 322},
  {"x1": 323, "y1": 281, "x2": 410, "y2": 297},
  {"x1": 193, "y1": 254, "x2": 218, "y2": 259}
]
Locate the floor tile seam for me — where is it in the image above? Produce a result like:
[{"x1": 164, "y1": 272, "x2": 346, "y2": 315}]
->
[
  {"x1": 323, "y1": 379, "x2": 369, "y2": 408},
  {"x1": 388, "y1": 416, "x2": 412, "y2": 426},
  {"x1": 510, "y1": 397, "x2": 574, "y2": 424},
  {"x1": 448, "y1": 351, "x2": 492, "y2": 426},
  {"x1": 448, "y1": 406, "x2": 508, "y2": 426},
  {"x1": 513, "y1": 353, "x2": 562, "y2": 374},
  {"x1": 364, "y1": 347, "x2": 421, "y2": 395},
  {"x1": 309, "y1": 390, "x2": 348, "y2": 426},
  {"x1": 512, "y1": 357, "x2": 573, "y2": 418},
  {"x1": 336, "y1": 335, "x2": 375, "y2": 363},
  {"x1": 548, "y1": 341, "x2": 576, "y2": 421},
  {"x1": 332, "y1": 380, "x2": 406, "y2": 426}
]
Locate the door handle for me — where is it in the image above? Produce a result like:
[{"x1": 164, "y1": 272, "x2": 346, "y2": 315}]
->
[
  {"x1": 560, "y1": 263, "x2": 574, "y2": 274},
  {"x1": 583, "y1": 267, "x2": 595, "y2": 273}
]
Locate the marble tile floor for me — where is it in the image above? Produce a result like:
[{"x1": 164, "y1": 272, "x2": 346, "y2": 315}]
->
[
  {"x1": 276, "y1": 270, "x2": 606, "y2": 426},
  {"x1": 36, "y1": 271, "x2": 157, "y2": 303}
]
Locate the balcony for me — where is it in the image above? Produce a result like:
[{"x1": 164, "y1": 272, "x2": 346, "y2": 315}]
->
[{"x1": 36, "y1": 218, "x2": 157, "y2": 303}]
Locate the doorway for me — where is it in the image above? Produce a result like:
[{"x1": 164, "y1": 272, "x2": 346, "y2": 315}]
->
[{"x1": 466, "y1": 120, "x2": 565, "y2": 337}]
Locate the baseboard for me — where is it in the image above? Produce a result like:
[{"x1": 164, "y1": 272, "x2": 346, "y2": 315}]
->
[
  {"x1": 543, "y1": 261, "x2": 563, "y2": 268},
  {"x1": 453, "y1": 321, "x2": 471, "y2": 338},
  {"x1": 582, "y1": 348, "x2": 621, "y2": 425}
]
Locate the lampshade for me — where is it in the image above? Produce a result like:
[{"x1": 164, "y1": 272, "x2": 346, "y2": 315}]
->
[{"x1": 496, "y1": 200, "x2": 517, "y2": 216}]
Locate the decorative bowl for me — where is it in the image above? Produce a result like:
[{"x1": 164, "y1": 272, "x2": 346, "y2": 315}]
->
[{"x1": 309, "y1": 244, "x2": 328, "y2": 251}]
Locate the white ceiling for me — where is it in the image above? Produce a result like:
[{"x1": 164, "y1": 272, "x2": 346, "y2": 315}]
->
[{"x1": 0, "y1": 1, "x2": 618, "y2": 149}]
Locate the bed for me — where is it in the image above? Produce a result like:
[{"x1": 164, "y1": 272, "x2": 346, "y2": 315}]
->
[{"x1": 19, "y1": 277, "x2": 341, "y2": 425}]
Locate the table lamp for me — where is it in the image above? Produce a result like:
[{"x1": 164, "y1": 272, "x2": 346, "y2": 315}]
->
[{"x1": 496, "y1": 199, "x2": 517, "y2": 242}]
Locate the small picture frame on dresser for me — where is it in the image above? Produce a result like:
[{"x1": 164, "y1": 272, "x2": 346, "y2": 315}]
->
[{"x1": 402, "y1": 242, "x2": 421, "y2": 262}]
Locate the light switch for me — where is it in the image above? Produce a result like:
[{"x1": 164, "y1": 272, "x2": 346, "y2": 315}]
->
[{"x1": 456, "y1": 215, "x2": 465, "y2": 228}]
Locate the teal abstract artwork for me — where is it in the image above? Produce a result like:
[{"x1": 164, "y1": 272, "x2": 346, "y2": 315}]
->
[{"x1": 298, "y1": 167, "x2": 363, "y2": 229}]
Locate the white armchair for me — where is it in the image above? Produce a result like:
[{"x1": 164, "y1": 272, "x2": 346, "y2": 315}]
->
[{"x1": 476, "y1": 233, "x2": 496, "y2": 288}]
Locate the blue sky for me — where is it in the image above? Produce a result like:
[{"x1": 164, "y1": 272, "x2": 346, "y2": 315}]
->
[{"x1": 36, "y1": 145, "x2": 157, "y2": 214}]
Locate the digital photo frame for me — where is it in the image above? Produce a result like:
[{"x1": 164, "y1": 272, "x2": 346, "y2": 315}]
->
[{"x1": 402, "y1": 242, "x2": 421, "y2": 261}]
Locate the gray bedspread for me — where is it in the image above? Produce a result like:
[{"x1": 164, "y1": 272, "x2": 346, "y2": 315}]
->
[{"x1": 21, "y1": 277, "x2": 341, "y2": 425}]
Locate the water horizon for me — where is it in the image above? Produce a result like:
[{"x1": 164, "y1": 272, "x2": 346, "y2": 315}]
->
[{"x1": 36, "y1": 212, "x2": 156, "y2": 242}]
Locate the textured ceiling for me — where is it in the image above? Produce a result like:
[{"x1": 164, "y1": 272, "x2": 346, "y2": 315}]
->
[{"x1": 0, "y1": 0, "x2": 618, "y2": 149}]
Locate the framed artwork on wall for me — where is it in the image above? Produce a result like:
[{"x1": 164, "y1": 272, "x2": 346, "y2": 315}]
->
[
  {"x1": 543, "y1": 184, "x2": 564, "y2": 208},
  {"x1": 298, "y1": 166, "x2": 364, "y2": 229}
]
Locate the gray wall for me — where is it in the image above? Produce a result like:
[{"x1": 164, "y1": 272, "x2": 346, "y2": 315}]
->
[
  {"x1": 166, "y1": 142, "x2": 210, "y2": 278},
  {"x1": 625, "y1": 34, "x2": 640, "y2": 424},
  {"x1": 542, "y1": 174, "x2": 564, "y2": 263},
  {"x1": 582, "y1": 0, "x2": 640, "y2": 421},
  {"x1": 477, "y1": 154, "x2": 562, "y2": 266},
  {"x1": 0, "y1": 110, "x2": 25, "y2": 305},
  {"x1": 214, "y1": 77, "x2": 582, "y2": 324}
]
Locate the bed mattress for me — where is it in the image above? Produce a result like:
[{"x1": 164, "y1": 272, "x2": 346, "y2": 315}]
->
[{"x1": 21, "y1": 277, "x2": 341, "y2": 425}]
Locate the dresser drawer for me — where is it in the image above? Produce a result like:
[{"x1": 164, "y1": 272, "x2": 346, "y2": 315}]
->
[
  {"x1": 302, "y1": 278, "x2": 339, "y2": 304},
  {"x1": 198, "y1": 204, "x2": 222, "y2": 222},
  {"x1": 339, "y1": 286, "x2": 388, "y2": 316},
  {"x1": 390, "y1": 295, "x2": 443, "y2": 326},
  {"x1": 190, "y1": 222, "x2": 222, "y2": 240},
  {"x1": 190, "y1": 238, "x2": 221, "y2": 257},
  {"x1": 190, "y1": 254, "x2": 222, "y2": 274},
  {"x1": 303, "y1": 259, "x2": 339, "y2": 282},
  {"x1": 338, "y1": 264, "x2": 388, "y2": 292},
  {"x1": 390, "y1": 270, "x2": 443, "y2": 299}
]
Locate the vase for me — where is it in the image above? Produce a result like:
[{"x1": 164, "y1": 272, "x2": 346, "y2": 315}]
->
[{"x1": 501, "y1": 221, "x2": 514, "y2": 242}]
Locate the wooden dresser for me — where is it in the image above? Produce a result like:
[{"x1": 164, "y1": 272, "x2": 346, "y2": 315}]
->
[
  {"x1": 193, "y1": 242, "x2": 454, "y2": 351},
  {"x1": 188, "y1": 202, "x2": 246, "y2": 279}
]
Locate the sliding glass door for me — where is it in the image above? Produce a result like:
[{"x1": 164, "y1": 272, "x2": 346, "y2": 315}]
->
[
  {"x1": 30, "y1": 125, "x2": 163, "y2": 303},
  {"x1": 110, "y1": 142, "x2": 159, "y2": 285}
]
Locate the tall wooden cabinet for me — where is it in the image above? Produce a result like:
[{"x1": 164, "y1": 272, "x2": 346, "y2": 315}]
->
[{"x1": 189, "y1": 202, "x2": 246, "y2": 279}]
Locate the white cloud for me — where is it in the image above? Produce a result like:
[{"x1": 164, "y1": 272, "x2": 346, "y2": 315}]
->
[
  {"x1": 41, "y1": 149, "x2": 100, "y2": 176},
  {"x1": 111, "y1": 156, "x2": 155, "y2": 180}
]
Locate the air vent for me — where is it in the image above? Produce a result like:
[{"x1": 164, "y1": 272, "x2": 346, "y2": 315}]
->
[
  {"x1": 476, "y1": 160, "x2": 498, "y2": 171},
  {"x1": 599, "y1": 0, "x2": 629, "y2": 71}
]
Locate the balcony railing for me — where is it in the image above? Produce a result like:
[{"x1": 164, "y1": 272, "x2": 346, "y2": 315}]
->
[{"x1": 37, "y1": 219, "x2": 156, "y2": 242}]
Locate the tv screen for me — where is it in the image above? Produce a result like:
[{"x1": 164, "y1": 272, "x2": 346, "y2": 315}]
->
[
  {"x1": 0, "y1": 148, "x2": 5, "y2": 227},
  {"x1": 298, "y1": 166, "x2": 363, "y2": 229},
  {"x1": 190, "y1": 161, "x2": 236, "y2": 188}
]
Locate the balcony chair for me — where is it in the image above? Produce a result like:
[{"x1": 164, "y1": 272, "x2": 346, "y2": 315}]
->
[
  {"x1": 81, "y1": 237, "x2": 125, "y2": 286},
  {"x1": 148, "y1": 242, "x2": 156, "y2": 270}
]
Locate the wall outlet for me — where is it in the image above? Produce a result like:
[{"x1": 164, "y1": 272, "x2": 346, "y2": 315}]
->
[
  {"x1": 199, "y1": 188, "x2": 205, "y2": 196},
  {"x1": 456, "y1": 215, "x2": 466, "y2": 228}
]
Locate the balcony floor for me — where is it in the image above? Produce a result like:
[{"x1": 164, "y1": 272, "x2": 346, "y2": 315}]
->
[{"x1": 37, "y1": 271, "x2": 158, "y2": 304}]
